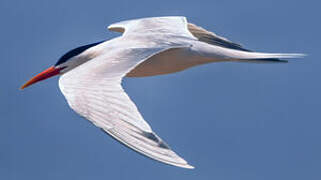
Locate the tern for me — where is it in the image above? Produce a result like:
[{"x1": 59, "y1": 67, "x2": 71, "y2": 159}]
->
[{"x1": 21, "y1": 16, "x2": 304, "y2": 169}]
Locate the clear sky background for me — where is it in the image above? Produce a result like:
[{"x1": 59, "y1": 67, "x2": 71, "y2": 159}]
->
[{"x1": 1, "y1": 0, "x2": 321, "y2": 179}]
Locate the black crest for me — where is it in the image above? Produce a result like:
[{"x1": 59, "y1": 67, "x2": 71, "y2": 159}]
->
[{"x1": 55, "y1": 41, "x2": 104, "y2": 66}]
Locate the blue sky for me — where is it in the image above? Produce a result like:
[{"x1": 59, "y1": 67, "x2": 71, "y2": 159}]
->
[{"x1": 1, "y1": 0, "x2": 321, "y2": 179}]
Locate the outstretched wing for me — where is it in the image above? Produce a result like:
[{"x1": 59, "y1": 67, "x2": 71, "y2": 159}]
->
[
  {"x1": 187, "y1": 23, "x2": 250, "y2": 52},
  {"x1": 59, "y1": 46, "x2": 193, "y2": 168}
]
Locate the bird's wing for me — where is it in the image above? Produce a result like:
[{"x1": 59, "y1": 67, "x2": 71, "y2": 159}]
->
[
  {"x1": 108, "y1": 16, "x2": 248, "y2": 51},
  {"x1": 108, "y1": 16, "x2": 196, "y2": 38},
  {"x1": 187, "y1": 23, "x2": 250, "y2": 52},
  {"x1": 58, "y1": 46, "x2": 194, "y2": 169}
]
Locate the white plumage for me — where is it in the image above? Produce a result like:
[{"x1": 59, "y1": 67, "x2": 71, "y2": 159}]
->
[{"x1": 22, "y1": 16, "x2": 304, "y2": 169}]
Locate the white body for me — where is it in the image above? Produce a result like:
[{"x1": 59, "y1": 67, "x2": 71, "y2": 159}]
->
[{"x1": 57, "y1": 16, "x2": 303, "y2": 168}]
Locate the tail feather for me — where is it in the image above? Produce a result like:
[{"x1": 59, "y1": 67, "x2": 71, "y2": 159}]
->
[
  {"x1": 235, "y1": 58, "x2": 288, "y2": 63},
  {"x1": 239, "y1": 52, "x2": 305, "y2": 59},
  {"x1": 192, "y1": 41, "x2": 305, "y2": 63},
  {"x1": 232, "y1": 52, "x2": 306, "y2": 63}
]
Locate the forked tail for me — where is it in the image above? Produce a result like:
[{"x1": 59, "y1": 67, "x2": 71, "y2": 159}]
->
[
  {"x1": 193, "y1": 41, "x2": 306, "y2": 63},
  {"x1": 233, "y1": 52, "x2": 306, "y2": 63}
]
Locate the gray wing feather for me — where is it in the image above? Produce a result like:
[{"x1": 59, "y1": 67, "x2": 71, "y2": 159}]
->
[{"x1": 187, "y1": 23, "x2": 251, "y2": 52}]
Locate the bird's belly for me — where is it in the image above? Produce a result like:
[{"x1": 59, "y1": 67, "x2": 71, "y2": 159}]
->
[{"x1": 126, "y1": 48, "x2": 223, "y2": 77}]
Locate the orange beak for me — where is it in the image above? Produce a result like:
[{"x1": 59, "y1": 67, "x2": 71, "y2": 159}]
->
[{"x1": 20, "y1": 66, "x2": 63, "y2": 90}]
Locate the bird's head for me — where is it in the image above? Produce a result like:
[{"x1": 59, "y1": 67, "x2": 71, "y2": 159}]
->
[{"x1": 20, "y1": 41, "x2": 103, "y2": 89}]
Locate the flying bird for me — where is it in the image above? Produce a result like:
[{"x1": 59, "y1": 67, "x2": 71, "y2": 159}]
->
[{"x1": 21, "y1": 16, "x2": 304, "y2": 169}]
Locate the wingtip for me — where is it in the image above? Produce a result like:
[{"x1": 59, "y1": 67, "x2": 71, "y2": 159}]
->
[
  {"x1": 173, "y1": 162, "x2": 195, "y2": 169},
  {"x1": 183, "y1": 164, "x2": 195, "y2": 169}
]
